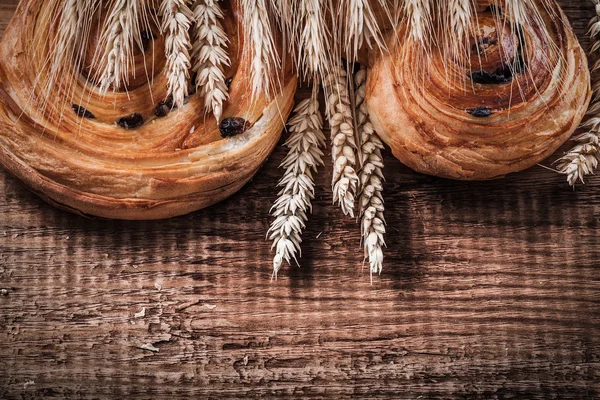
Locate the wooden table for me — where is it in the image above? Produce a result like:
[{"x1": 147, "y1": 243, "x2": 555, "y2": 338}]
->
[{"x1": 1, "y1": 1, "x2": 598, "y2": 398}]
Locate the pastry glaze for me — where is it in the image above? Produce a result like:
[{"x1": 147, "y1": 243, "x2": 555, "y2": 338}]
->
[
  {"x1": 0, "y1": 0, "x2": 296, "y2": 219},
  {"x1": 367, "y1": 1, "x2": 591, "y2": 180}
]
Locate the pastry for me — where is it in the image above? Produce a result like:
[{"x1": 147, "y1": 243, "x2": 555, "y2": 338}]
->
[
  {"x1": 366, "y1": 0, "x2": 591, "y2": 180},
  {"x1": 0, "y1": 0, "x2": 296, "y2": 219}
]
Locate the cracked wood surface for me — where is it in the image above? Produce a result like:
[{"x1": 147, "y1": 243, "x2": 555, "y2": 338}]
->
[{"x1": 0, "y1": 1, "x2": 599, "y2": 399}]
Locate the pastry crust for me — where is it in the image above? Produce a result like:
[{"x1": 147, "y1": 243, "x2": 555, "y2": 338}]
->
[
  {"x1": 0, "y1": 0, "x2": 296, "y2": 219},
  {"x1": 367, "y1": 1, "x2": 591, "y2": 180}
]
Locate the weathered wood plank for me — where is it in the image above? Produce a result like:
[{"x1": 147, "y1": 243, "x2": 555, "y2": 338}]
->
[{"x1": 0, "y1": 1, "x2": 599, "y2": 399}]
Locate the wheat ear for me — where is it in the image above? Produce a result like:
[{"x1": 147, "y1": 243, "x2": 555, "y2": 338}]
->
[
  {"x1": 557, "y1": 1, "x2": 600, "y2": 185},
  {"x1": 355, "y1": 66, "x2": 386, "y2": 282},
  {"x1": 38, "y1": 0, "x2": 99, "y2": 119},
  {"x1": 297, "y1": 0, "x2": 332, "y2": 80},
  {"x1": 269, "y1": 0, "x2": 294, "y2": 43},
  {"x1": 268, "y1": 87, "x2": 326, "y2": 279},
  {"x1": 446, "y1": 0, "x2": 474, "y2": 65},
  {"x1": 343, "y1": 0, "x2": 387, "y2": 62},
  {"x1": 240, "y1": 0, "x2": 280, "y2": 99},
  {"x1": 160, "y1": 0, "x2": 194, "y2": 109},
  {"x1": 98, "y1": 0, "x2": 145, "y2": 94},
  {"x1": 404, "y1": 0, "x2": 433, "y2": 47},
  {"x1": 48, "y1": 0, "x2": 86, "y2": 95},
  {"x1": 324, "y1": 64, "x2": 359, "y2": 217},
  {"x1": 191, "y1": 0, "x2": 230, "y2": 121}
]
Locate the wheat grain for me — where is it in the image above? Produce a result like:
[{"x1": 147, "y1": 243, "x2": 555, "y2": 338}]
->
[
  {"x1": 240, "y1": 0, "x2": 280, "y2": 99},
  {"x1": 98, "y1": 0, "x2": 145, "y2": 95},
  {"x1": 191, "y1": 0, "x2": 230, "y2": 121},
  {"x1": 557, "y1": 0, "x2": 600, "y2": 185},
  {"x1": 160, "y1": 0, "x2": 194, "y2": 109},
  {"x1": 355, "y1": 66, "x2": 386, "y2": 282},
  {"x1": 268, "y1": 87, "x2": 326, "y2": 279},
  {"x1": 324, "y1": 64, "x2": 359, "y2": 218}
]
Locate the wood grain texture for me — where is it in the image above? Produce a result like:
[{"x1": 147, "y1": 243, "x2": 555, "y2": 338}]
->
[{"x1": 0, "y1": 1, "x2": 599, "y2": 399}]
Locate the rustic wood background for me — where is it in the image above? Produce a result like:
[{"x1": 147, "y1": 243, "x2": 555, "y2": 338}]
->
[{"x1": 1, "y1": 1, "x2": 599, "y2": 398}]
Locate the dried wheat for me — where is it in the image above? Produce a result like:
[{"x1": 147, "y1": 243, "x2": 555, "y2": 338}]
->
[
  {"x1": 161, "y1": 0, "x2": 194, "y2": 109},
  {"x1": 39, "y1": 0, "x2": 99, "y2": 116},
  {"x1": 191, "y1": 0, "x2": 230, "y2": 121},
  {"x1": 446, "y1": 0, "x2": 474, "y2": 64},
  {"x1": 268, "y1": 87, "x2": 326, "y2": 279},
  {"x1": 240, "y1": 0, "x2": 280, "y2": 98},
  {"x1": 342, "y1": 0, "x2": 386, "y2": 62},
  {"x1": 557, "y1": 0, "x2": 600, "y2": 185},
  {"x1": 324, "y1": 64, "x2": 359, "y2": 217},
  {"x1": 355, "y1": 66, "x2": 386, "y2": 281},
  {"x1": 404, "y1": 0, "x2": 433, "y2": 46},
  {"x1": 98, "y1": 0, "x2": 145, "y2": 94},
  {"x1": 296, "y1": 0, "x2": 332, "y2": 80}
]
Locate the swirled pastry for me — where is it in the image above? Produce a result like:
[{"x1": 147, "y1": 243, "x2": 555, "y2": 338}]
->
[
  {"x1": 366, "y1": 1, "x2": 591, "y2": 180},
  {"x1": 0, "y1": 0, "x2": 296, "y2": 219}
]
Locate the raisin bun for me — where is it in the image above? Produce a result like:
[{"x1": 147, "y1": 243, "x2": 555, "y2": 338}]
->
[
  {"x1": 0, "y1": 0, "x2": 296, "y2": 219},
  {"x1": 366, "y1": 1, "x2": 590, "y2": 180}
]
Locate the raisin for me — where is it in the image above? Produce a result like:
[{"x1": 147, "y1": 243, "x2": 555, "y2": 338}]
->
[
  {"x1": 467, "y1": 107, "x2": 494, "y2": 118},
  {"x1": 118, "y1": 113, "x2": 144, "y2": 129},
  {"x1": 71, "y1": 104, "x2": 95, "y2": 119},
  {"x1": 140, "y1": 30, "x2": 155, "y2": 51},
  {"x1": 219, "y1": 117, "x2": 250, "y2": 138},
  {"x1": 155, "y1": 96, "x2": 175, "y2": 117}
]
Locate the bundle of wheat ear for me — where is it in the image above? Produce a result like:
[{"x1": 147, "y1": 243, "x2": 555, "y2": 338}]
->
[{"x1": 0, "y1": 0, "x2": 592, "y2": 279}]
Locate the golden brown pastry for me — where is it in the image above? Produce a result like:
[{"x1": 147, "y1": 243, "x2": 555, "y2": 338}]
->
[
  {"x1": 366, "y1": 1, "x2": 591, "y2": 180},
  {"x1": 0, "y1": 0, "x2": 296, "y2": 220}
]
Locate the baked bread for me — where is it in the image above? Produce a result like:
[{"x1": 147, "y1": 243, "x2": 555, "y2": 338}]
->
[
  {"x1": 366, "y1": 0, "x2": 591, "y2": 180},
  {"x1": 0, "y1": 0, "x2": 296, "y2": 219}
]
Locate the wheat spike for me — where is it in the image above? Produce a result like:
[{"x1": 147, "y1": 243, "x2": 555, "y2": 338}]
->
[
  {"x1": 296, "y1": 0, "x2": 332, "y2": 80},
  {"x1": 240, "y1": 0, "x2": 280, "y2": 99},
  {"x1": 446, "y1": 0, "x2": 474, "y2": 64},
  {"x1": 36, "y1": 0, "x2": 99, "y2": 121},
  {"x1": 324, "y1": 63, "x2": 359, "y2": 218},
  {"x1": 97, "y1": 0, "x2": 146, "y2": 95},
  {"x1": 355, "y1": 66, "x2": 386, "y2": 282},
  {"x1": 48, "y1": 0, "x2": 87, "y2": 95},
  {"x1": 268, "y1": 87, "x2": 326, "y2": 279},
  {"x1": 269, "y1": 0, "x2": 294, "y2": 42},
  {"x1": 557, "y1": 0, "x2": 600, "y2": 185},
  {"x1": 191, "y1": 0, "x2": 230, "y2": 121},
  {"x1": 160, "y1": 0, "x2": 194, "y2": 109},
  {"x1": 404, "y1": 0, "x2": 433, "y2": 47},
  {"x1": 342, "y1": 0, "x2": 387, "y2": 62}
]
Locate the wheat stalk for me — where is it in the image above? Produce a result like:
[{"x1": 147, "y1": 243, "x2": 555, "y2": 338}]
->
[
  {"x1": 160, "y1": 0, "x2": 194, "y2": 109},
  {"x1": 268, "y1": 87, "x2": 326, "y2": 279},
  {"x1": 240, "y1": 0, "x2": 280, "y2": 99},
  {"x1": 191, "y1": 0, "x2": 230, "y2": 121},
  {"x1": 355, "y1": 66, "x2": 386, "y2": 282},
  {"x1": 557, "y1": 0, "x2": 600, "y2": 185},
  {"x1": 324, "y1": 63, "x2": 359, "y2": 217},
  {"x1": 97, "y1": 0, "x2": 145, "y2": 95}
]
